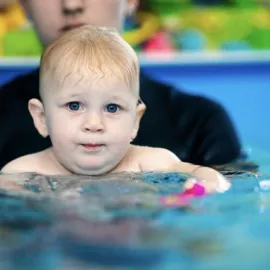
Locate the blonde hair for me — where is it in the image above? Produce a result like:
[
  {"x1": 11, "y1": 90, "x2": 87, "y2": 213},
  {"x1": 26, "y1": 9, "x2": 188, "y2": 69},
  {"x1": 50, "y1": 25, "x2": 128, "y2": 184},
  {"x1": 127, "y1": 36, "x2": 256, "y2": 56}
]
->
[{"x1": 40, "y1": 25, "x2": 139, "y2": 98}]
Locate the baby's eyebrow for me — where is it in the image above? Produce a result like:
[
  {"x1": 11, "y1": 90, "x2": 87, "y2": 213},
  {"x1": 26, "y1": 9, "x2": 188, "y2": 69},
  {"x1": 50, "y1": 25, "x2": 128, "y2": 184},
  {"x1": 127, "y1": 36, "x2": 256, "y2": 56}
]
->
[{"x1": 57, "y1": 92, "x2": 84, "y2": 99}]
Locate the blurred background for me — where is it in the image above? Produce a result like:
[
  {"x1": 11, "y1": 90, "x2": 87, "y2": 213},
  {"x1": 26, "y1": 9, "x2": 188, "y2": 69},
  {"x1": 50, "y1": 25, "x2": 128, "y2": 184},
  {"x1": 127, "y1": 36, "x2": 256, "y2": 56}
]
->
[
  {"x1": 1, "y1": 0, "x2": 270, "y2": 55},
  {"x1": 0, "y1": 0, "x2": 270, "y2": 171}
]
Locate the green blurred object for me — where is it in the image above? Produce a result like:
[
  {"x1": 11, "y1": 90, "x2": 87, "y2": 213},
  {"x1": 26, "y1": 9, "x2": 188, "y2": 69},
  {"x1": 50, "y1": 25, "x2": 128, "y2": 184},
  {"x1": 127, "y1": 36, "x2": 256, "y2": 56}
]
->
[
  {"x1": 233, "y1": 0, "x2": 259, "y2": 8},
  {"x1": 133, "y1": 44, "x2": 142, "y2": 53},
  {"x1": 3, "y1": 28, "x2": 42, "y2": 56},
  {"x1": 247, "y1": 28, "x2": 270, "y2": 49},
  {"x1": 146, "y1": 0, "x2": 191, "y2": 15}
]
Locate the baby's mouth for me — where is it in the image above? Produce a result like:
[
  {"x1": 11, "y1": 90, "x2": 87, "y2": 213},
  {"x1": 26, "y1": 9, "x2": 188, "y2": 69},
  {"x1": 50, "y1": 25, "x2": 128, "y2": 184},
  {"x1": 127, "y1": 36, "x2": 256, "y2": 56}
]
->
[{"x1": 81, "y1": 144, "x2": 104, "y2": 150}]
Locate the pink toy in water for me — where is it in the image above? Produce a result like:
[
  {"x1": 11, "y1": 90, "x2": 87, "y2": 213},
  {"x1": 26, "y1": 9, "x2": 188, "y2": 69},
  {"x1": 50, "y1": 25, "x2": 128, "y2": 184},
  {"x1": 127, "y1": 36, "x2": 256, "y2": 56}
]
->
[
  {"x1": 160, "y1": 183, "x2": 206, "y2": 207},
  {"x1": 144, "y1": 31, "x2": 175, "y2": 53}
]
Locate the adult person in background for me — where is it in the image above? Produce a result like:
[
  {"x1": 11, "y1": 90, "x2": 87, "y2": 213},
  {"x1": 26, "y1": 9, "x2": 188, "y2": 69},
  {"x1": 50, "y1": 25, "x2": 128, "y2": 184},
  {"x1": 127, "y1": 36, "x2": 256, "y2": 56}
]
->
[{"x1": 0, "y1": 0, "x2": 242, "y2": 170}]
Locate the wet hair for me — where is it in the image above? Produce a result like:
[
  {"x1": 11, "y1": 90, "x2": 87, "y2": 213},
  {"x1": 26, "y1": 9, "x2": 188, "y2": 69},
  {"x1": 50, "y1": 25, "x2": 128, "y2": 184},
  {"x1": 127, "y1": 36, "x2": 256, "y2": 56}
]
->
[{"x1": 39, "y1": 24, "x2": 139, "y2": 99}]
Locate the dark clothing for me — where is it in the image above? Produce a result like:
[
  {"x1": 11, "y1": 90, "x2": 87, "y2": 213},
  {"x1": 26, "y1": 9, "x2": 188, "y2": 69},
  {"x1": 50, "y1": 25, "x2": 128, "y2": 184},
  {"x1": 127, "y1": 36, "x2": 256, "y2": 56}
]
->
[{"x1": 0, "y1": 69, "x2": 241, "y2": 169}]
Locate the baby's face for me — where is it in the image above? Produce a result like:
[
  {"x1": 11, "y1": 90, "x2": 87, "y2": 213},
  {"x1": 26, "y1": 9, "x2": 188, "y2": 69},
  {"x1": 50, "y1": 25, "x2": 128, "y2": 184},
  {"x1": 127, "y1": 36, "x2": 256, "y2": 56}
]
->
[{"x1": 42, "y1": 73, "x2": 139, "y2": 175}]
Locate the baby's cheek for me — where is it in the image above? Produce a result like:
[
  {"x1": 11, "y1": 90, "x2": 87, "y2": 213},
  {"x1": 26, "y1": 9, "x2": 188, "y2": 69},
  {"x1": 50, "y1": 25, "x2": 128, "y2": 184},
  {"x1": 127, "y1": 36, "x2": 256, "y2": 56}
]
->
[
  {"x1": 49, "y1": 121, "x2": 74, "y2": 145},
  {"x1": 110, "y1": 118, "x2": 134, "y2": 136},
  {"x1": 112, "y1": 128, "x2": 133, "y2": 143},
  {"x1": 52, "y1": 115, "x2": 74, "y2": 132}
]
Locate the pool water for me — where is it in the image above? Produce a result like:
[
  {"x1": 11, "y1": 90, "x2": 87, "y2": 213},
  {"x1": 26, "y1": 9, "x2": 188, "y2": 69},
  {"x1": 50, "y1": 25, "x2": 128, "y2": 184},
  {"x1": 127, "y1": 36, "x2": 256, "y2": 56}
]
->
[
  {"x1": 245, "y1": 144, "x2": 270, "y2": 175},
  {"x1": 0, "y1": 55, "x2": 269, "y2": 269},
  {"x1": 1, "y1": 171, "x2": 270, "y2": 270}
]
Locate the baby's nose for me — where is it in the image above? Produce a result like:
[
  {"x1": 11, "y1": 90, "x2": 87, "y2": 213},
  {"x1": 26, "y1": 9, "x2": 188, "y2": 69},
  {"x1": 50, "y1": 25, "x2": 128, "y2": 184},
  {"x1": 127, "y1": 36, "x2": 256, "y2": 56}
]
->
[{"x1": 83, "y1": 113, "x2": 104, "y2": 132}]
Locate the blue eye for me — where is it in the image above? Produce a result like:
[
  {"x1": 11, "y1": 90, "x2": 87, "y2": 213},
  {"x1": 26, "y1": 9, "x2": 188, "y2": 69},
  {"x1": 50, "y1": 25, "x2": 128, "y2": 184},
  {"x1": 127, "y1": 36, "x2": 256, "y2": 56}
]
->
[
  {"x1": 105, "y1": 103, "x2": 120, "y2": 113},
  {"x1": 67, "y1": 102, "x2": 81, "y2": 111}
]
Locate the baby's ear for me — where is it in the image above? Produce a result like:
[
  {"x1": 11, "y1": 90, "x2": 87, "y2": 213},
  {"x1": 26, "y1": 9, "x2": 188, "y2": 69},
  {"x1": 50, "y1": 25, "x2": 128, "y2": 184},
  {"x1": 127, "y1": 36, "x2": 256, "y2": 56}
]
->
[
  {"x1": 28, "y1": 98, "x2": 49, "y2": 138},
  {"x1": 131, "y1": 102, "x2": 146, "y2": 140}
]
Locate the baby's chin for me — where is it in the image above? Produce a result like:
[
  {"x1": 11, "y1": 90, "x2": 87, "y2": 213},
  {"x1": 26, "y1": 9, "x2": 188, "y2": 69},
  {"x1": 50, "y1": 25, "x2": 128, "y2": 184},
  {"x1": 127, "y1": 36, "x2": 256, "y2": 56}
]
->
[{"x1": 67, "y1": 162, "x2": 117, "y2": 176}]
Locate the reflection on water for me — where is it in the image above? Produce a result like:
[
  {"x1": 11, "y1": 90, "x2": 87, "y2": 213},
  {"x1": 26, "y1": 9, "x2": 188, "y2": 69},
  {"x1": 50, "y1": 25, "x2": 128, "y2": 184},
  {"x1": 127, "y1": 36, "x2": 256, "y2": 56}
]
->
[{"x1": 0, "y1": 171, "x2": 270, "y2": 270}]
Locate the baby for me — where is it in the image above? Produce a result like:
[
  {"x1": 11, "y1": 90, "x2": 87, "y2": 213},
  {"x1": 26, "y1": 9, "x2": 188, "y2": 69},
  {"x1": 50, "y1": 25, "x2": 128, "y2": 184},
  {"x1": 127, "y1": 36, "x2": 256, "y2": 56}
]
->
[{"x1": 1, "y1": 25, "x2": 230, "y2": 193}]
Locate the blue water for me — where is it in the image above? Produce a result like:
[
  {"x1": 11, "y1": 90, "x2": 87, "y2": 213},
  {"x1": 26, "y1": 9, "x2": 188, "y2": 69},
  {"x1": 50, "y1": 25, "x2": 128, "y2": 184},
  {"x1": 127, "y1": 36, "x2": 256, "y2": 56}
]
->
[
  {"x1": 245, "y1": 144, "x2": 270, "y2": 175},
  {"x1": 1, "y1": 171, "x2": 270, "y2": 270},
  {"x1": 0, "y1": 57, "x2": 270, "y2": 269}
]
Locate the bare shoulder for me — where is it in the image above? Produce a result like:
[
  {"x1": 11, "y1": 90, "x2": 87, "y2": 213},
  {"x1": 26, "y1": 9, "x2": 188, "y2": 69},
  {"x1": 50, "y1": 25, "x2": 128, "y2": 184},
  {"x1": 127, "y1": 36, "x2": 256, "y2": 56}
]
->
[
  {"x1": 1, "y1": 152, "x2": 44, "y2": 174},
  {"x1": 139, "y1": 146, "x2": 179, "y2": 160},
  {"x1": 132, "y1": 146, "x2": 180, "y2": 171}
]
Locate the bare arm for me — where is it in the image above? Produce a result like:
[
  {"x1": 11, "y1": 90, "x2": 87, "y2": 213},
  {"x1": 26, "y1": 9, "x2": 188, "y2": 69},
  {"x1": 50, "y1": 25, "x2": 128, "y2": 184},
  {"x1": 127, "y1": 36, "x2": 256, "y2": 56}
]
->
[
  {"x1": 170, "y1": 162, "x2": 230, "y2": 193},
  {"x1": 139, "y1": 147, "x2": 230, "y2": 193}
]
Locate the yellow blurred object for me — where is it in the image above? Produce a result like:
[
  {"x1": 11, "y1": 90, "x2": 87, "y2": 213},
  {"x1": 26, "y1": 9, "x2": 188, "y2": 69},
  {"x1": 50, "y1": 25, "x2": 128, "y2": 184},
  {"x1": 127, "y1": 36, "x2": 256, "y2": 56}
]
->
[
  {"x1": 252, "y1": 8, "x2": 270, "y2": 28},
  {"x1": 122, "y1": 12, "x2": 161, "y2": 47},
  {"x1": 0, "y1": 16, "x2": 7, "y2": 35},
  {"x1": 0, "y1": 2, "x2": 27, "y2": 55}
]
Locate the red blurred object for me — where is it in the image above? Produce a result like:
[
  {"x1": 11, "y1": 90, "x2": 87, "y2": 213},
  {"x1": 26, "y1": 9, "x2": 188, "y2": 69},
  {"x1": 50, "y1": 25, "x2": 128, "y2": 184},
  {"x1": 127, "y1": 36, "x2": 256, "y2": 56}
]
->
[
  {"x1": 144, "y1": 31, "x2": 176, "y2": 52},
  {"x1": 160, "y1": 183, "x2": 206, "y2": 207}
]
